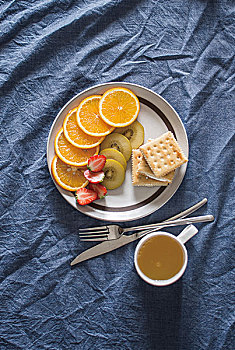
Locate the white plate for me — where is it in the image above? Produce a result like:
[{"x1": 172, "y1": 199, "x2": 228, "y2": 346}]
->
[{"x1": 47, "y1": 82, "x2": 188, "y2": 222}]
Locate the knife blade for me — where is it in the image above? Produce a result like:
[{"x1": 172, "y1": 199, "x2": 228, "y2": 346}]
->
[
  {"x1": 71, "y1": 198, "x2": 209, "y2": 266},
  {"x1": 70, "y1": 232, "x2": 140, "y2": 266}
]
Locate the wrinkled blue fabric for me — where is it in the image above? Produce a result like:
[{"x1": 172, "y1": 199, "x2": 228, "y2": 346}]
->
[{"x1": 0, "y1": 0, "x2": 234, "y2": 349}]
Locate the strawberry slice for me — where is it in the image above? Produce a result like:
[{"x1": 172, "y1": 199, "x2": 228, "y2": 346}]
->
[
  {"x1": 88, "y1": 183, "x2": 107, "y2": 199},
  {"x1": 75, "y1": 188, "x2": 98, "y2": 205},
  {"x1": 87, "y1": 155, "x2": 106, "y2": 172},
  {"x1": 84, "y1": 169, "x2": 105, "y2": 184}
]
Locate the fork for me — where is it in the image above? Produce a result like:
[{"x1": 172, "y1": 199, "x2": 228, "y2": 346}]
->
[
  {"x1": 79, "y1": 198, "x2": 210, "y2": 241},
  {"x1": 79, "y1": 198, "x2": 208, "y2": 241},
  {"x1": 79, "y1": 215, "x2": 214, "y2": 241}
]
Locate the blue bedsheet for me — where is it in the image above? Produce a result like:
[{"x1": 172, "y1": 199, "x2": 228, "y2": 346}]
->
[{"x1": 0, "y1": 0, "x2": 234, "y2": 349}]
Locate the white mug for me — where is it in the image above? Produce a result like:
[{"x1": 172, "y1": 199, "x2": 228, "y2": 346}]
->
[{"x1": 134, "y1": 225, "x2": 198, "y2": 287}]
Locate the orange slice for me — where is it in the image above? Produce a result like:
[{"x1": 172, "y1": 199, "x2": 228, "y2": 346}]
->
[
  {"x1": 54, "y1": 128, "x2": 99, "y2": 166},
  {"x1": 99, "y1": 87, "x2": 140, "y2": 127},
  {"x1": 63, "y1": 108, "x2": 104, "y2": 149},
  {"x1": 76, "y1": 95, "x2": 114, "y2": 137},
  {"x1": 51, "y1": 155, "x2": 88, "y2": 191}
]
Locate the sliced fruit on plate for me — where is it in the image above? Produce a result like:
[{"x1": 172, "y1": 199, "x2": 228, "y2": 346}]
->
[
  {"x1": 51, "y1": 156, "x2": 88, "y2": 191},
  {"x1": 99, "y1": 87, "x2": 140, "y2": 127},
  {"x1": 76, "y1": 95, "x2": 114, "y2": 137},
  {"x1": 102, "y1": 159, "x2": 125, "y2": 190},
  {"x1": 87, "y1": 154, "x2": 106, "y2": 172},
  {"x1": 75, "y1": 188, "x2": 98, "y2": 205},
  {"x1": 99, "y1": 148, "x2": 127, "y2": 170},
  {"x1": 88, "y1": 183, "x2": 107, "y2": 199},
  {"x1": 63, "y1": 108, "x2": 104, "y2": 149},
  {"x1": 55, "y1": 128, "x2": 99, "y2": 166},
  {"x1": 115, "y1": 120, "x2": 144, "y2": 149},
  {"x1": 100, "y1": 133, "x2": 132, "y2": 161},
  {"x1": 84, "y1": 169, "x2": 105, "y2": 183}
]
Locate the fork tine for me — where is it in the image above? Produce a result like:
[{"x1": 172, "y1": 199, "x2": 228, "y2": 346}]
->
[
  {"x1": 80, "y1": 237, "x2": 108, "y2": 242},
  {"x1": 79, "y1": 226, "x2": 107, "y2": 232},
  {"x1": 79, "y1": 234, "x2": 108, "y2": 238},
  {"x1": 79, "y1": 229, "x2": 108, "y2": 235}
]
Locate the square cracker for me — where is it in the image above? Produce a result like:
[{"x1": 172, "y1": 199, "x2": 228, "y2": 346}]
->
[
  {"x1": 139, "y1": 131, "x2": 187, "y2": 178},
  {"x1": 137, "y1": 156, "x2": 175, "y2": 183},
  {"x1": 137, "y1": 138, "x2": 175, "y2": 182},
  {"x1": 132, "y1": 149, "x2": 168, "y2": 186}
]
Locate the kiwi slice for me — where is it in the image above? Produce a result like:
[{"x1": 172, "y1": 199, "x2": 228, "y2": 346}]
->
[
  {"x1": 115, "y1": 120, "x2": 144, "y2": 149},
  {"x1": 100, "y1": 148, "x2": 127, "y2": 170},
  {"x1": 102, "y1": 159, "x2": 125, "y2": 190},
  {"x1": 100, "y1": 133, "x2": 132, "y2": 161}
]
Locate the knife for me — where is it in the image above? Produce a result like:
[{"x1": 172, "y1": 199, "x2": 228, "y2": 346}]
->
[{"x1": 71, "y1": 198, "x2": 209, "y2": 266}]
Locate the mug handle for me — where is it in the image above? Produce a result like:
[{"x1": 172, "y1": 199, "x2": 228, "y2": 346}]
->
[{"x1": 177, "y1": 224, "x2": 198, "y2": 244}]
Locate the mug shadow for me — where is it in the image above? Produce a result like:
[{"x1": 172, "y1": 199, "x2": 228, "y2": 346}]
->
[{"x1": 141, "y1": 279, "x2": 183, "y2": 350}]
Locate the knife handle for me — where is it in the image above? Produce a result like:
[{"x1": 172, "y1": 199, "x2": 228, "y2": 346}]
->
[
  {"x1": 136, "y1": 214, "x2": 214, "y2": 238},
  {"x1": 123, "y1": 198, "x2": 208, "y2": 233}
]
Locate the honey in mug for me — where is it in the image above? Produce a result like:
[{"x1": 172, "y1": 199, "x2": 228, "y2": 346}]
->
[{"x1": 137, "y1": 235, "x2": 184, "y2": 280}]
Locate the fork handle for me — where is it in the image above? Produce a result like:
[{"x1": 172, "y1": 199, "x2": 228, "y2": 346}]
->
[
  {"x1": 122, "y1": 198, "x2": 208, "y2": 233},
  {"x1": 123, "y1": 214, "x2": 214, "y2": 234},
  {"x1": 145, "y1": 215, "x2": 214, "y2": 230}
]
